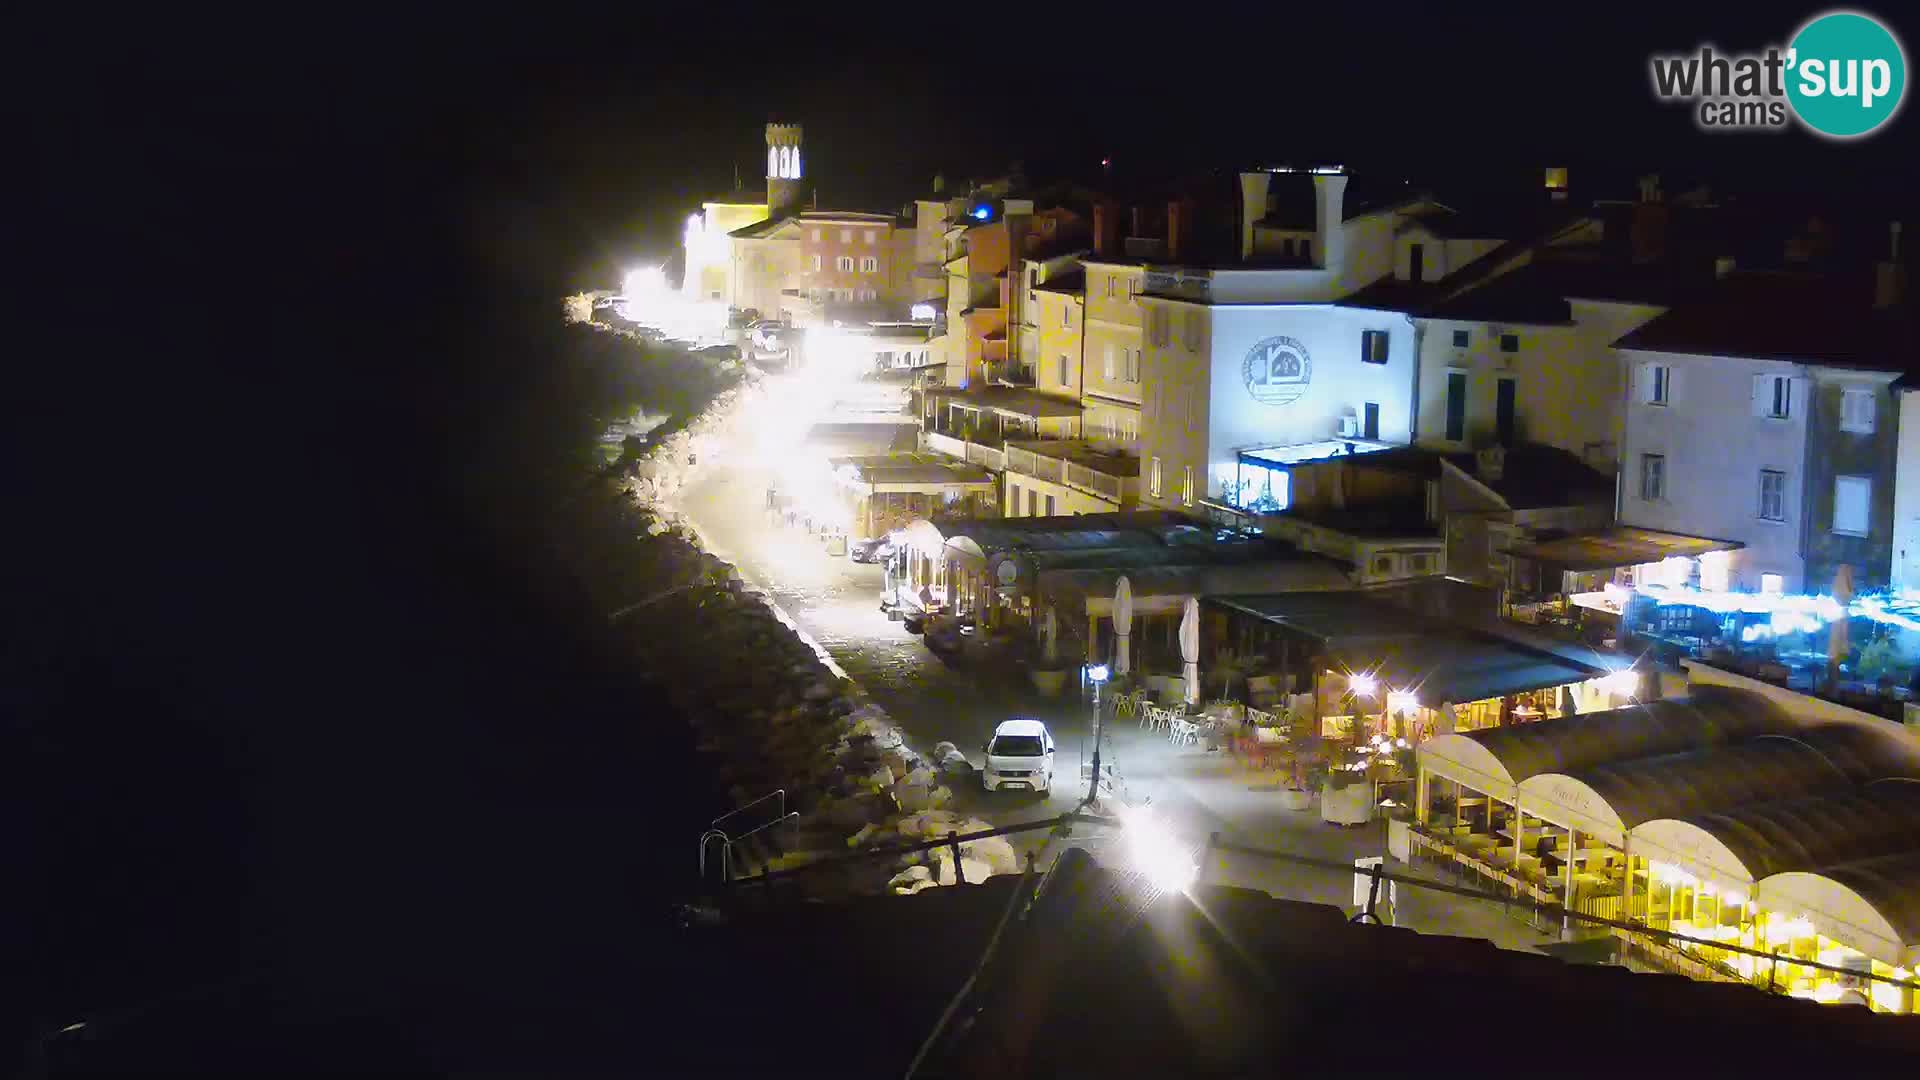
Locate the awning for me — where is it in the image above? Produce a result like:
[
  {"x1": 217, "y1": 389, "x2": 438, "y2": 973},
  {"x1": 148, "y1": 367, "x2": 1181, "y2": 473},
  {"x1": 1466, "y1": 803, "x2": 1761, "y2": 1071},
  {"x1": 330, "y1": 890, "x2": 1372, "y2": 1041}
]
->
[
  {"x1": 1504, "y1": 527, "x2": 1743, "y2": 572},
  {"x1": 1330, "y1": 637, "x2": 1598, "y2": 706}
]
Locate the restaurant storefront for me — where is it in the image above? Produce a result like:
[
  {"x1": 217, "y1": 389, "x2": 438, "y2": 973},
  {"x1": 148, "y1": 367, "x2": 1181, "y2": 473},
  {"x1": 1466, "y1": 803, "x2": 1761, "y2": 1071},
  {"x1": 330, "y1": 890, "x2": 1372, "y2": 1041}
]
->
[
  {"x1": 1502, "y1": 527, "x2": 1743, "y2": 643},
  {"x1": 1206, "y1": 591, "x2": 1641, "y2": 744},
  {"x1": 1412, "y1": 693, "x2": 1920, "y2": 1011}
]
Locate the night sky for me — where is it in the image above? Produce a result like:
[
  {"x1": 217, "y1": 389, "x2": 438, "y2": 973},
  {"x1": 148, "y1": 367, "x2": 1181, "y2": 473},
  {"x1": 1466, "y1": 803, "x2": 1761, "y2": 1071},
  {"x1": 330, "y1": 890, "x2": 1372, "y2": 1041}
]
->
[{"x1": 14, "y1": 5, "x2": 1916, "y2": 1071}]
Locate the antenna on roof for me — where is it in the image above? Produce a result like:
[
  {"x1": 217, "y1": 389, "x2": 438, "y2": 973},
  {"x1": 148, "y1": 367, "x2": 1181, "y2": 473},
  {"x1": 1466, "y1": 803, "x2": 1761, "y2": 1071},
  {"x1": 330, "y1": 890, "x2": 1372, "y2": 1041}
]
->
[{"x1": 734, "y1": 163, "x2": 741, "y2": 191}]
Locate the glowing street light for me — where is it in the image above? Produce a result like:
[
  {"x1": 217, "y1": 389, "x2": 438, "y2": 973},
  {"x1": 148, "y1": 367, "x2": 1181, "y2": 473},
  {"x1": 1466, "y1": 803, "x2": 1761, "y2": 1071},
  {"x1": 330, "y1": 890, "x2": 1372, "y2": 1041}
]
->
[
  {"x1": 1348, "y1": 673, "x2": 1378, "y2": 697},
  {"x1": 1116, "y1": 802, "x2": 1198, "y2": 893}
]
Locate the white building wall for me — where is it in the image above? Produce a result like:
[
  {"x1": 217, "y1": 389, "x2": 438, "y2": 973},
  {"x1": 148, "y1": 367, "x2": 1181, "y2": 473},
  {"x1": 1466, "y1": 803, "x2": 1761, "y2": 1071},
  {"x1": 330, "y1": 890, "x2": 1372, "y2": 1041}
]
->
[
  {"x1": 1137, "y1": 303, "x2": 1416, "y2": 509},
  {"x1": 1892, "y1": 390, "x2": 1920, "y2": 591},
  {"x1": 1619, "y1": 348, "x2": 1811, "y2": 591}
]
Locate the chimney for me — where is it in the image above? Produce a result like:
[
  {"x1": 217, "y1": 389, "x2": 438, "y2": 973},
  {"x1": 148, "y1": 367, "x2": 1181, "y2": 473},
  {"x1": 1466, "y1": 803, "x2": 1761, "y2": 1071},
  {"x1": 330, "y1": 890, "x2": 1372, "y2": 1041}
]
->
[
  {"x1": 1476, "y1": 445, "x2": 1507, "y2": 482},
  {"x1": 1239, "y1": 172, "x2": 1272, "y2": 260},
  {"x1": 1715, "y1": 256, "x2": 1737, "y2": 279},
  {"x1": 1166, "y1": 199, "x2": 1192, "y2": 263},
  {"x1": 1313, "y1": 173, "x2": 1349, "y2": 275},
  {"x1": 1092, "y1": 202, "x2": 1118, "y2": 258},
  {"x1": 1877, "y1": 221, "x2": 1906, "y2": 309}
]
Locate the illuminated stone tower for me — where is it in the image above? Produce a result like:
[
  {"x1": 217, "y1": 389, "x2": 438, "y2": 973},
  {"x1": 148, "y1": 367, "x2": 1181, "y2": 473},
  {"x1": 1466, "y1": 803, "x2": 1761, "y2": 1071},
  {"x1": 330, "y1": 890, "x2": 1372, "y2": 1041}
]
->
[{"x1": 765, "y1": 122, "x2": 806, "y2": 216}]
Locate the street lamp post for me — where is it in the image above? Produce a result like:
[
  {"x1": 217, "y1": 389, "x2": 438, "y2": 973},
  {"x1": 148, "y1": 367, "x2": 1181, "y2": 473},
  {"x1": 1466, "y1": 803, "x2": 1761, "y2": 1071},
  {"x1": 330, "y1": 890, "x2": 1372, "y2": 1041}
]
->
[{"x1": 1083, "y1": 663, "x2": 1110, "y2": 805}]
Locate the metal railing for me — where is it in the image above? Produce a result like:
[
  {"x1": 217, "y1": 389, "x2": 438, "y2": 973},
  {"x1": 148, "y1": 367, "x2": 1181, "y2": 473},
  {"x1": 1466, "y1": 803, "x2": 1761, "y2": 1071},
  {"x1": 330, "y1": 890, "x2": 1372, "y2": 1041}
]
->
[
  {"x1": 969, "y1": 443, "x2": 1005, "y2": 472},
  {"x1": 700, "y1": 790, "x2": 789, "y2": 884},
  {"x1": 709, "y1": 805, "x2": 1920, "y2": 1007}
]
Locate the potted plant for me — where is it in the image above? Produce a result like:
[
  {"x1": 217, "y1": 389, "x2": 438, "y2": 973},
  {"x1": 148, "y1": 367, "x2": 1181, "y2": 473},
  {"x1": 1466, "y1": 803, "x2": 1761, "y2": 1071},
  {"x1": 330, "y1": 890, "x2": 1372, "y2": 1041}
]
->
[
  {"x1": 1028, "y1": 608, "x2": 1073, "y2": 697},
  {"x1": 1320, "y1": 744, "x2": 1377, "y2": 826},
  {"x1": 1279, "y1": 736, "x2": 1327, "y2": 812},
  {"x1": 1277, "y1": 754, "x2": 1314, "y2": 812}
]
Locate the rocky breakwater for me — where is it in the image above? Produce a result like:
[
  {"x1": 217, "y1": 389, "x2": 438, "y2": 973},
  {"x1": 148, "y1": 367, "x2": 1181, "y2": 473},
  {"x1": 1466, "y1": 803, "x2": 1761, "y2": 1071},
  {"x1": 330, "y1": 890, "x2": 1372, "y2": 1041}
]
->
[{"x1": 619, "y1": 391, "x2": 1017, "y2": 898}]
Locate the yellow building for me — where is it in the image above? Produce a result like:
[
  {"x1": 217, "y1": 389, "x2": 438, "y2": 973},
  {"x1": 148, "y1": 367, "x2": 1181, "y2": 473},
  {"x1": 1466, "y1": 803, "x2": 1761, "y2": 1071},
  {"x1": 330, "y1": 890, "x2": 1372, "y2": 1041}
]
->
[
  {"x1": 1080, "y1": 258, "x2": 1147, "y2": 444},
  {"x1": 684, "y1": 197, "x2": 770, "y2": 304}
]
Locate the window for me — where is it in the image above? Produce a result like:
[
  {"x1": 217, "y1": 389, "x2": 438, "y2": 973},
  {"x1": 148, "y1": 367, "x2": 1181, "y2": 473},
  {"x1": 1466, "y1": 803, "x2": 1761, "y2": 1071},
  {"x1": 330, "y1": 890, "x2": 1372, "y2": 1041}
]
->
[
  {"x1": 1499, "y1": 333, "x2": 1519, "y2": 353},
  {"x1": 1149, "y1": 456, "x2": 1163, "y2": 498},
  {"x1": 1452, "y1": 329, "x2": 1470, "y2": 348},
  {"x1": 1444, "y1": 371, "x2": 1467, "y2": 442},
  {"x1": 839, "y1": 229, "x2": 852, "y2": 243},
  {"x1": 1058, "y1": 355, "x2": 1069, "y2": 387},
  {"x1": 836, "y1": 256, "x2": 854, "y2": 273},
  {"x1": 1409, "y1": 554, "x2": 1431, "y2": 573},
  {"x1": 1758, "y1": 468, "x2": 1787, "y2": 521},
  {"x1": 1181, "y1": 466, "x2": 1194, "y2": 507},
  {"x1": 1834, "y1": 475, "x2": 1871, "y2": 535},
  {"x1": 810, "y1": 254, "x2": 822, "y2": 272},
  {"x1": 1126, "y1": 348, "x2": 1140, "y2": 382},
  {"x1": 1045, "y1": 494, "x2": 1056, "y2": 516},
  {"x1": 1841, "y1": 388, "x2": 1877, "y2": 433},
  {"x1": 1755, "y1": 374, "x2": 1793, "y2": 419},
  {"x1": 1008, "y1": 483, "x2": 1020, "y2": 514},
  {"x1": 1027, "y1": 489, "x2": 1037, "y2": 517},
  {"x1": 863, "y1": 230, "x2": 877, "y2": 244},
  {"x1": 1103, "y1": 344, "x2": 1116, "y2": 380},
  {"x1": 1640, "y1": 453, "x2": 1666, "y2": 501},
  {"x1": 1361, "y1": 329, "x2": 1389, "y2": 364},
  {"x1": 859, "y1": 256, "x2": 878, "y2": 273},
  {"x1": 1648, "y1": 364, "x2": 1670, "y2": 405},
  {"x1": 1061, "y1": 304, "x2": 1071, "y2": 328},
  {"x1": 1372, "y1": 555, "x2": 1395, "y2": 576},
  {"x1": 1105, "y1": 275, "x2": 1115, "y2": 298}
]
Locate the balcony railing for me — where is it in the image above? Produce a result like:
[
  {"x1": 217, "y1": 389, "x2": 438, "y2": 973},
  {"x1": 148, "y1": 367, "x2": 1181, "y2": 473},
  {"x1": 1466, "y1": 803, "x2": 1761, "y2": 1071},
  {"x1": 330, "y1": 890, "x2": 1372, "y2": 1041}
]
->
[
  {"x1": 925, "y1": 430, "x2": 968, "y2": 459},
  {"x1": 1004, "y1": 445, "x2": 1131, "y2": 503},
  {"x1": 969, "y1": 442, "x2": 1004, "y2": 472},
  {"x1": 924, "y1": 429, "x2": 1006, "y2": 473}
]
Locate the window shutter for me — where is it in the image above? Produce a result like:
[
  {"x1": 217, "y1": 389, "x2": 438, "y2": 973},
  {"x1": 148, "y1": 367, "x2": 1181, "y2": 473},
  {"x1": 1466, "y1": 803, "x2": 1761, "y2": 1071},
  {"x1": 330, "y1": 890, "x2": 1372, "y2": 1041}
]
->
[
  {"x1": 1791, "y1": 377, "x2": 1810, "y2": 419},
  {"x1": 1751, "y1": 374, "x2": 1770, "y2": 417},
  {"x1": 1632, "y1": 362, "x2": 1647, "y2": 402}
]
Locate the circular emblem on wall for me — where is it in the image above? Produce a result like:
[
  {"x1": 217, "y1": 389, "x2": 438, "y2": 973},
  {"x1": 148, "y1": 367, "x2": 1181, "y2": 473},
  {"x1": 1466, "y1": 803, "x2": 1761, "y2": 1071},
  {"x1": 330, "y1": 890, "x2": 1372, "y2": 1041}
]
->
[{"x1": 1243, "y1": 335, "x2": 1312, "y2": 406}]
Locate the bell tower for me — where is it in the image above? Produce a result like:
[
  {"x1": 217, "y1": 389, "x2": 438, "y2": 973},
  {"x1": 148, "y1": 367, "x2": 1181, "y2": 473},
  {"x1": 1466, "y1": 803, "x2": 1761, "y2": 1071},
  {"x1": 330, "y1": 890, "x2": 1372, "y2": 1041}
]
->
[{"x1": 765, "y1": 122, "x2": 806, "y2": 216}]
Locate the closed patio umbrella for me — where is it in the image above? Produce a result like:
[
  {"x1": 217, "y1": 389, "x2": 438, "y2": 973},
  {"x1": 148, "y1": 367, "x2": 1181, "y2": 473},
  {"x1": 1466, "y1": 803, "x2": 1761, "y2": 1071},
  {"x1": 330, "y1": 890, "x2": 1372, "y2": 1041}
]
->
[
  {"x1": 1560, "y1": 684, "x2": 1578, "y2": 718},
  {"x1": 1040, "y1": 604, "x2": 1059, "y2": 666},
  {"x1": 1180, "y1": 596, "x2": 1201, "y2": 707},
  {"x1": 1114, "y1": 576, "x2": 1134, "y2": 677}
]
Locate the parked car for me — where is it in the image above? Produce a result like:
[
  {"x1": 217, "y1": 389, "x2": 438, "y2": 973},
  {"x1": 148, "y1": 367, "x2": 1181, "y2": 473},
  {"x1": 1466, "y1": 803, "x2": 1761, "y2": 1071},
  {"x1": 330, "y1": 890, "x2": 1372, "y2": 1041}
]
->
[
  {"x1": 981, "y1": 719, "x2": 1056, "y2": 794},
  {"x1": 848, "y1": 536, "x2": 894, "y2": 563}
]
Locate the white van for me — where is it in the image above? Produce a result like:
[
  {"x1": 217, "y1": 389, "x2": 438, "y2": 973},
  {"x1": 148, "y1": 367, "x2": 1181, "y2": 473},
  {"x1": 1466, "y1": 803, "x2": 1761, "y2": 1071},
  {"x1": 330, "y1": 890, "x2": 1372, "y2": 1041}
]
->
[{"x1": 981, "y1": 719, "x2": 1056, "y2": 794}]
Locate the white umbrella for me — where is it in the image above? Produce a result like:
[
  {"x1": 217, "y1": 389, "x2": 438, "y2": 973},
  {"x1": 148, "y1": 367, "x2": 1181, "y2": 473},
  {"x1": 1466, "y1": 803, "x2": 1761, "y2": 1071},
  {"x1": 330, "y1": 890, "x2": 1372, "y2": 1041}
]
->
[
  {"x1": 1180, "y1": 596, "x2": 1201, "y2": 707},
  {"x1": 1113, "y1": 576, "x2": 1134, "y2": 676},
  {"x1": 1040, "y1": 605, "x2": 1059, "y2": 666}
]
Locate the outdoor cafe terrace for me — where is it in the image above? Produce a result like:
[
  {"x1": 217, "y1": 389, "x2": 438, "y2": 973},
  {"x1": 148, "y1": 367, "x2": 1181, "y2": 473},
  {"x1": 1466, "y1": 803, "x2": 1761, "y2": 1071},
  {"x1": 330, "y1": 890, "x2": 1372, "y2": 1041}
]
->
[{"x1": 1410, "y1": 686, "x2": 1920, "y2": 1012}]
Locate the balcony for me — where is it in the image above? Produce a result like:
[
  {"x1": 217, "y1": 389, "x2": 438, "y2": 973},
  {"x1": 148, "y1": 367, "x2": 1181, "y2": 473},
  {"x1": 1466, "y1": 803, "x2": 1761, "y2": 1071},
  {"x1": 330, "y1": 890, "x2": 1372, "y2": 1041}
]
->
[
  {"x1": 1003, "y1": 439, "x2": 1138, "y2": 504},
  {"x1": 924, "y1": 430, "x2": 1006, "y2": 472}
]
